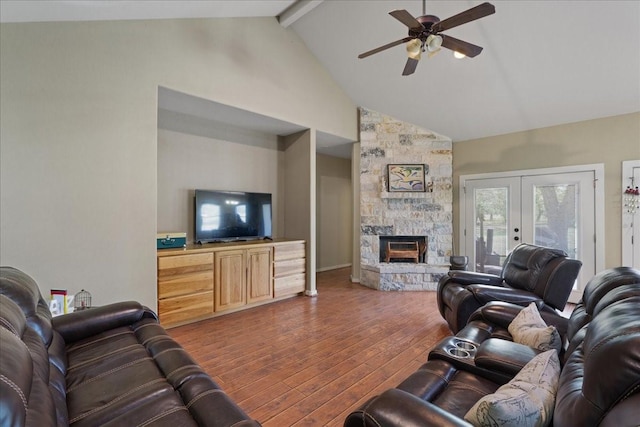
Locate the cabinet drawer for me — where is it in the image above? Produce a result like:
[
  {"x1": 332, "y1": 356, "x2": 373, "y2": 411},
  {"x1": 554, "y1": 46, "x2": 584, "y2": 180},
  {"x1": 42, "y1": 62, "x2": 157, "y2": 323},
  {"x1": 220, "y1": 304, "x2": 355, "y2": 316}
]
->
[
  {"x1": 274, "y1": 273, "x2": 305, "y2": 297},
  {"x1": 274, "y1": 258, "x2": 305, "y2": 278},
  {"x1": 273, "y1": 242, "x2": 305, "y2": 261},
  {"x1": 158, "y1": 253, "x2": 213, "y2": 277},
  {"x1": 158, "y1": 291, "x2": 213, "y2": 326},
  {"x1": 158, "y1": 270, "x2": 213, "y2": 299}
]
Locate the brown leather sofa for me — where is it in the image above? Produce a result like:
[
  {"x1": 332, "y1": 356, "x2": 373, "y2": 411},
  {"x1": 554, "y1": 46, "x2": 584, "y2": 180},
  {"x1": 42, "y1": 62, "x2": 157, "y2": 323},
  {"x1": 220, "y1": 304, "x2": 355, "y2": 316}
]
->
[
  {"x1": 437, "y1": 243, "x2": 582, "y2": 333},
  {"x1": 0, "y1": 266, "x2": 261, "y2": 427},
  {"x1": 345, "y1": 267, "x2": 640, "y2": 426}
]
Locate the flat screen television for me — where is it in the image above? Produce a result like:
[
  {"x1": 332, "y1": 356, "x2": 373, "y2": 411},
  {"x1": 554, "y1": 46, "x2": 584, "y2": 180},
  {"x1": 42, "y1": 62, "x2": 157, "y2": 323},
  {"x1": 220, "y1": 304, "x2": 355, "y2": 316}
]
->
[{"x1": 194, "y1": 189, "x2": 272, "y2": 243}]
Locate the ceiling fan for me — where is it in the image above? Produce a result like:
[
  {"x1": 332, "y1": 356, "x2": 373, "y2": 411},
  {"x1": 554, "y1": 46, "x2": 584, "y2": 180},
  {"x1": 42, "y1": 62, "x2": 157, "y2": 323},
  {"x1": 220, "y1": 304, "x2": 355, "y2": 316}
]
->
[{"x1": 358, "y1": 1, "x2": 495, "y2": 76}]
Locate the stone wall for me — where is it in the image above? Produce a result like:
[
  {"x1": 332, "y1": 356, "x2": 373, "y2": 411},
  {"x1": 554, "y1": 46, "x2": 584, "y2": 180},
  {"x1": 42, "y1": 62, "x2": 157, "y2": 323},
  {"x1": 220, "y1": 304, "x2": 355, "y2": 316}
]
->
[{"x1": 359, "y1": 107, "x2": 453, "y2": 290}]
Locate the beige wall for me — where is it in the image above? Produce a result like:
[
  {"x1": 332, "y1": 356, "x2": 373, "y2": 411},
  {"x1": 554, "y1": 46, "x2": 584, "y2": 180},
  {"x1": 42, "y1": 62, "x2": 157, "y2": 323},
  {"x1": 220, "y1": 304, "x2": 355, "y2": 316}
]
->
[
  {"x1": 282, "y1": 130, "x2": 316, "y2": 294},
  {"x1": 157, "y1": 128, "x2": 284, "y2": 242},
  {"x1": 453, "y1": 112, "x2": 640, "y2": 268},
  {"x1": 316, "y1": 154, "x2": 352, "y2": 271},
  {"x1": 0, "y1": 18, "x2": 357, "y2": 308}
]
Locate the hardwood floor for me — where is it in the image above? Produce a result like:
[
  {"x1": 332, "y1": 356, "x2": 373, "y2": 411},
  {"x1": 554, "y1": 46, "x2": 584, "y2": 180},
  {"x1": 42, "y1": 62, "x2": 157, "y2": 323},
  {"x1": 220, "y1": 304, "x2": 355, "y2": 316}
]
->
[{"x1": 168, "y1": 267, "x2": 451, "y2": 426}]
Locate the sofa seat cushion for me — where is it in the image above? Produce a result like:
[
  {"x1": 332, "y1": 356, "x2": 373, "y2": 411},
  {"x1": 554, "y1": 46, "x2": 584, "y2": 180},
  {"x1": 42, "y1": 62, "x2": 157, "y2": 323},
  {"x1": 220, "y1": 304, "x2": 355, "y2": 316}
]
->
[
  {"x1": 464, "y1": 350, "x2": 561, "y2": 427},
  {"x1": 396, "y1": 360, "x2": 500, "y2": 419},
  {"x1": 134, "y1": 319, "x2": 257, "y2": 427},
  {"x1": 65, "y1": 322, "x2": 201, "y2": 426}
]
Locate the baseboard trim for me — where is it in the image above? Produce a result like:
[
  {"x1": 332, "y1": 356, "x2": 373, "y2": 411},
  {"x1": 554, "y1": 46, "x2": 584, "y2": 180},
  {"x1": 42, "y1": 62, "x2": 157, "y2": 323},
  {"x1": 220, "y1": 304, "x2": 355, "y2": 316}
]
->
[{"x1": 316, "y1": 263, "x2": 352, "y2": 273}]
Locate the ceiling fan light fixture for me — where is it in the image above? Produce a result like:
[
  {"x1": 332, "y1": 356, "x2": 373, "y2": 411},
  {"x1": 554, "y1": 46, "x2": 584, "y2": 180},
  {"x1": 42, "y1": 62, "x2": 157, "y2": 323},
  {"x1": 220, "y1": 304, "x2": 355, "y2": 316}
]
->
[
  {"x1": 406, "y1": 38, "x2": 422, "y2": 60},
  {"x1": 358, "y1": 2, "x2": 495, "y2": 75},
  {"x1": 425, "y1": 34, "x2": 443, "y2": 52},
  {"x1": 453, "y1": 51, "x2": 466, "y2": 59}
]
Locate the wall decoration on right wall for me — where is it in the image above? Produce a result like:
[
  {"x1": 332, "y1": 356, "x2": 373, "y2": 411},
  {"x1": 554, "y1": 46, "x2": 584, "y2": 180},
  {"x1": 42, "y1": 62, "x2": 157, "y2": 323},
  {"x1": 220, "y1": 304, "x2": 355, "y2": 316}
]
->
[{"x1": 621, "y1": 160, "x2": 640, "y2": 268}]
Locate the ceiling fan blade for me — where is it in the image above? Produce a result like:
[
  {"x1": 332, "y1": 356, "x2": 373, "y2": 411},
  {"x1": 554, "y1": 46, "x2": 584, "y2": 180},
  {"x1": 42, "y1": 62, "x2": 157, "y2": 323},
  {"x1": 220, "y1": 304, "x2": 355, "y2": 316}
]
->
[
  {"x1": 402, "y1": 58, "x2": 420, "y2": 76},
  {"x1": 358, "y1": 36, "x2": 414, "y2": 59},
  {"x1": 431, "y1": 2, "x2": 495, "y2": 33},
  {"x1": 441, "y1": 34, "x2": 483, "y2": 57},
  {"x1": 389, "y1": 9, "x2": 424, "y2": 31}
]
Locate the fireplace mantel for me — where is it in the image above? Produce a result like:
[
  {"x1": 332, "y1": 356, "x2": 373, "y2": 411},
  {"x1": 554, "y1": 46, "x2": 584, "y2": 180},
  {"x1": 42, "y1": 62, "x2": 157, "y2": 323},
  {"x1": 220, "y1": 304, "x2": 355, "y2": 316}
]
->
[{"x1": 380, "y1": 191, "x2": 434, "y2": 199}]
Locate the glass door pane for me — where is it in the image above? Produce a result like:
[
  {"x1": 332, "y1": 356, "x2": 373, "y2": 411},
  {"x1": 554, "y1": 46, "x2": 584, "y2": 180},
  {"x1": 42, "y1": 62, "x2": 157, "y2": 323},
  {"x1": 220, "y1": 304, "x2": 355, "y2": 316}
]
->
[
  {"x1": 531, "y1": 183, "x2": 578, "y2": 257},
  {"x1": 464, "y1": 177, "x2": 520, "y2": 273},
  {"x1": 522, "y1": 172, "x2": 595, "y2": 302},
  {"x1": 475, "y1": 187, "x2": 509, "y2": 273}
]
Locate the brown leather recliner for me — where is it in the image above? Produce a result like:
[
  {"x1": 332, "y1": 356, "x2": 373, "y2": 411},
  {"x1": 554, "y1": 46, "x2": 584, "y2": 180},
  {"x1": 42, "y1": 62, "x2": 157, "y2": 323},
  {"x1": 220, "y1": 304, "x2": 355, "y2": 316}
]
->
[
  {"x1": 458, "y1": 265, "x2": 640, "y2": 352},
  {"x1": 437, "y1": 243, "x2": 582, "y2": 333},
  {"x1": 344, "y1": 267, "x2": 640, "y2": 427}
]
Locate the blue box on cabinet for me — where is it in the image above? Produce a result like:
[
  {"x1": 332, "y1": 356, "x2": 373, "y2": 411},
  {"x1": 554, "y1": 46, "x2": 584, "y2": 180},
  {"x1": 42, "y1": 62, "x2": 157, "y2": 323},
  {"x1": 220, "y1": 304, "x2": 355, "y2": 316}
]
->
[{"x1": 157, "y1": 232, "x2": 187, "y2": 249}]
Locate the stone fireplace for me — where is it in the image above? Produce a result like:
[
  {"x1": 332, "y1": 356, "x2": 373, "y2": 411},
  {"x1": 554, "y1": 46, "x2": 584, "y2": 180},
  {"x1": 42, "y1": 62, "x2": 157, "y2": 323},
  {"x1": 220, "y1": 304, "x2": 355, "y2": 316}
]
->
[{"x1": 359, "y1": 108, "x2": 452, "y2": 291}]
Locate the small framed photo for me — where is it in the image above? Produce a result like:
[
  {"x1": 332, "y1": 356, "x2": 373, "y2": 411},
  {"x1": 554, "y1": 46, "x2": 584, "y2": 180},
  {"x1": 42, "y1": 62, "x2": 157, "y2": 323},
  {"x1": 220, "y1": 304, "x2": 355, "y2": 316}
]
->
[{"x1": 387, "y1": 164, "x2": 426, "y2": 192}]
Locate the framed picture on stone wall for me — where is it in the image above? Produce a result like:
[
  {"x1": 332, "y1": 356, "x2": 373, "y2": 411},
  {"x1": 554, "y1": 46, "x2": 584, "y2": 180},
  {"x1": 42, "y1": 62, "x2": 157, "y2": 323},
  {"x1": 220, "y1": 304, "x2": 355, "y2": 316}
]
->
[{"x1": 387, "y1": 164, "x2": 426, "y2": 192}]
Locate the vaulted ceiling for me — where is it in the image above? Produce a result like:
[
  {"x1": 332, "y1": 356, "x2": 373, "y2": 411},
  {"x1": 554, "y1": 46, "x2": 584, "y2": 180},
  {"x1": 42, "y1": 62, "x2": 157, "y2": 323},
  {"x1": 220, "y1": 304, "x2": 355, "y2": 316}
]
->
[{"x1": 2, "y1": 0, "x2": 639, "y2": 154}]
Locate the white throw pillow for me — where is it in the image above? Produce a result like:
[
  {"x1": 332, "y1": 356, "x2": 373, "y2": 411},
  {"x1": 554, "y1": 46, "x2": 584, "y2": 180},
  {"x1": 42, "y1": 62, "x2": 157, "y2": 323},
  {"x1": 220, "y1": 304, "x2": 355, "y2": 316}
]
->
[
  {"x1": 464, "y1": 350, "x2": 561, "y2": 427},
  {"x1": 508, "y1": 302, "x2": 562, "y2": 352}
]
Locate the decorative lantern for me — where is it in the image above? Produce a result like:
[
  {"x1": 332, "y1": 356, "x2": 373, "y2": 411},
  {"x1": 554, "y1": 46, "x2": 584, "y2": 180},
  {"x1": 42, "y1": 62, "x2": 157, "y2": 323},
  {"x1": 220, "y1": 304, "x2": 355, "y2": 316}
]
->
[{"x1": 74, "y1": 289, "x2": 92, "y2": 310}]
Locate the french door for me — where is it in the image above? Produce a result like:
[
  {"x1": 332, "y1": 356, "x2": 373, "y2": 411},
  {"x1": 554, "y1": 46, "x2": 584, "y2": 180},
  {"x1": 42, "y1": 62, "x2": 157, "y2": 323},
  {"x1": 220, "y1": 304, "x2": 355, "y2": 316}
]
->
[{"x1": 461, "y1": 166, "x2": 603, "y2": 302}]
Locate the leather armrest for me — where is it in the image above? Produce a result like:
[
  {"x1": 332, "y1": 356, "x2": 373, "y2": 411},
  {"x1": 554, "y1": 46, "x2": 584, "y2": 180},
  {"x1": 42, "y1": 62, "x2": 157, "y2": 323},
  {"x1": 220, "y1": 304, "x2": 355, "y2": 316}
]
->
[
  {"x1": 469, "y1": 301, "x2": 569, "y2": 341},
  {"x1": 474, "y1": 338, "x2": 541, "y2": 377},
  {"x1": 468, "y1": 284, "x2": 543, "y2": 306},
  {"x1": 53, "y1": 301, "x2": 154, "y2": 343},
  {"x1": 447, "y1": 271, "x2": 504, "y2": 286},
  {"x1": 344, "y1": 388, "x2": 472, "y2": 427},
  {"x1": 473, "y1": 301, "x2": 531, "y2": 329}
]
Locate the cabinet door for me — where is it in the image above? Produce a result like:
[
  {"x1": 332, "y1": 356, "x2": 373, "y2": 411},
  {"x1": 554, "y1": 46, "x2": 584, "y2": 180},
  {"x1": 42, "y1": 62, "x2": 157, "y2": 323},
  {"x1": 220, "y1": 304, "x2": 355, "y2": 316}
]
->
[
  {"x1": 247, "y1": 247, "x2": 273, "y2": 304},
  {"x1": 214, "y1": 250, "x2": 246, "y2": 312}
]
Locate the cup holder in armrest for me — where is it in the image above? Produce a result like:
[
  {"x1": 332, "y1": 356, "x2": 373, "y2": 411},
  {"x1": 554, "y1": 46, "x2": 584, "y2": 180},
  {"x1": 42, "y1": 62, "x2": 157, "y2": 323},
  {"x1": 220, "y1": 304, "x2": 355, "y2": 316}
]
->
[
  {"x1": 446, "y1": 347, "x2": 472, "y2": 358},
  {"x1": 453, "y1": 339, "x2": 477, "y2": 352},
  {"x1": 429, "y1": 337, "x2": 518, "y2": 385},
  {"x1": 430, "y1": 336, "x2": 480, "y2": 364},
  {"x1": 444, "y1": 339, "x2": 478, "y2": 359}
]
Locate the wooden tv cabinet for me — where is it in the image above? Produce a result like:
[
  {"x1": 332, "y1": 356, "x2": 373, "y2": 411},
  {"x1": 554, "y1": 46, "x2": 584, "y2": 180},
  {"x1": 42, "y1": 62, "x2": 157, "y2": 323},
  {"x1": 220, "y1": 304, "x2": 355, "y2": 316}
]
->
[{"x1": 157, "y1": 239, "x2": 305, "y2": 328}]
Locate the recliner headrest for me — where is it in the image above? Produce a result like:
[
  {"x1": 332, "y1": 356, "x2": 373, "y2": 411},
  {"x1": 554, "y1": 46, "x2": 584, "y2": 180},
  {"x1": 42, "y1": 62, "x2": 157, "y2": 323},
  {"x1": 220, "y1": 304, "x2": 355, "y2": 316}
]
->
[
  {"x1": 593, "y1": 282, "x2": 640, "y2": 317},
  {"x1": 581, "y1": 267, "x2": 640, "y2": 315},
  {"x1": 564, "y1": 282, "x2": 640, "y2": 363},
  {"x1": 0, "y1": 294, "x2": 27, "y2": 338},
  {"x1": 0, "y1": 266, "x2": 53, "y2": 346},
  {"x1": 502, "y1": 244, "x2": 567, "y2": 291}
]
